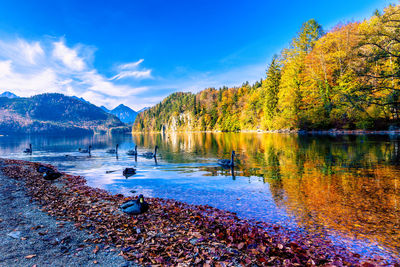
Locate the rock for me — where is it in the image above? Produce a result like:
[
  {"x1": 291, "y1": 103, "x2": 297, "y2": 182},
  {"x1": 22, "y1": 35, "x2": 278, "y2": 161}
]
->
[
  {"x1": 7, "y1": 231, "x2": 21, "y2": 239},
  {"x1": 60, "y1": 245, "x2": 69, "y2": 253},
  {"x1": 189, "y1": 238, "x2": 198, "y2": 245}
]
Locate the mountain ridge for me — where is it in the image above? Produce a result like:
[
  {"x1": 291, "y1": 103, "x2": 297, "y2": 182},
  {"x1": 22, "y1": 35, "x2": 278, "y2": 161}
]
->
[
  {"x1": 108, "y1": 104, "x2": 138, "y2": 125},
  {"x1": 0, "y1": 91, "x2": 19, "y2": 99},
  {"x1": 0, "y1": 93, "x2": 130, "y2": 135}
]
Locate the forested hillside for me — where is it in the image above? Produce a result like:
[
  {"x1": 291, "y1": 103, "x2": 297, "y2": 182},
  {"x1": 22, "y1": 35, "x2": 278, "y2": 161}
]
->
[
  {"x1": 0, "y1": 93, "x2": 128, "y2": 135},
  {"x1": 134, "y1": 5, "x2": 400, "y2": 132}
]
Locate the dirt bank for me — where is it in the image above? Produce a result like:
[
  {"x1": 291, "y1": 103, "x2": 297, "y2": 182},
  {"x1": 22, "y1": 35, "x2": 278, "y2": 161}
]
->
[{"x1": 0, "y1": 168, "x2": 135, "y2": 266}]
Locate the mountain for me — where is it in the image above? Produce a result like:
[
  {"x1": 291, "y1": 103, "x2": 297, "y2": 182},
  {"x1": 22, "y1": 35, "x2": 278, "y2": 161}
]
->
[
  {"x1": 100, "y1": 106, "x2": 110, "y2": 113},
  {"x1": 109, "y1": 104, "x2": 138, "y2": 124},
  {"x1": 138, "y1": 107, "x2": 150, "y2": 113},
  {"x1": 0, "y1": 91, "x2": 19, "y2": 99},
  {"x1": 0, "y1": 93, "x2": 130, "y2": 135},
  {"x1": 71, "y1": 96, "x2": 91, "y2": 104}
]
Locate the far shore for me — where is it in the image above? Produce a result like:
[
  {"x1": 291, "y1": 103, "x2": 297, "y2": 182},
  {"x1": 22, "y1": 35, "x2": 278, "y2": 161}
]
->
[{"x1": 132, "y1": 129, "x2": 400, "y2": 135}]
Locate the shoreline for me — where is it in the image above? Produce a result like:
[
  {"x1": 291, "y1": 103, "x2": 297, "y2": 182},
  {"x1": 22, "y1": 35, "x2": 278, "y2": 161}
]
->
[
  {"x1": 132, "y1": 129, "x2": 400, "y2": 135},
  {"x1": 0, "y1": 158, "x2": 397, "y2": 266},
  {"x1": 0, "y1": 162, "x2": 132, "y2": 267}
]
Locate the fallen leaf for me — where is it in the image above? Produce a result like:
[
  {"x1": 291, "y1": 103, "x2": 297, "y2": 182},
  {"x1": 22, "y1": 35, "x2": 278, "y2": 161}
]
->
[{"x1": 25, "y1": 255, "x2": 36, "y2": 259}]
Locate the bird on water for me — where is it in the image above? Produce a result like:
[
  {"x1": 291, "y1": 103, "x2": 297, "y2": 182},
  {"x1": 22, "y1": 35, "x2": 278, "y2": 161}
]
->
[
  {"x1": 142, "y1": 145, "x2": 158, "y2": 158},
  {"x1": 123, "y1": 167, "x2": 136, "y2": 177},
  {"x1": 106, "y1": 144, "x2": 119, "y2": 154},
  {"x1": 24, "y1": 144, "x2": 32, "y2": 154},
  {"x1": 218, "y1": 150, "x2": 235, "y2": 167},
  {"x1": 79, "y1": 145, "x2": 91, "y2": 154},
  {"x1": 127, "y1": 145, "x2": 138, "y2": 156}
]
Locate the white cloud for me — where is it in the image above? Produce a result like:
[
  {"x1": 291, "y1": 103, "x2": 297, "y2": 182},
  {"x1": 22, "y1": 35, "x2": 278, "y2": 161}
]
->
[
  {"x1": 0, "y1": 60, "x2": 12, "y2": 77},
  {"x1": 119, "y1": 59, "x2": 144, "y2": 70},
  {"x1": 111, "y1": 59, "x2": 152, "y2": 80},
  {"x1": 0, "y1": 37, "x2": 154, "y2": 110},
  {"x1": 0, "y1": 36, "x2": 267, "y2": 112},
  {"x1": 0, "y1": 39, "x2": 44, "y2": 66},
  {"x1": 19, "y1": 40, "x2": 44, "y2": 65},
  {"x1": 52, "y1": 40, "x2": 86, "y2": 71},
  {"x1": 81, "y1": 70, "x2": 149, "y2": 96},
  {"x1": 111, "y1": 69, "x2": 152, "y2": 80}
]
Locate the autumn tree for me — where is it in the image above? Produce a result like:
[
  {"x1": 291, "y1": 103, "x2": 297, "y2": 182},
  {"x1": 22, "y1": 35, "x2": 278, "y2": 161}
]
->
[
  {"x1": 278, "y1": 19, "x2": 324, "y2": 129},
  {"x1": 356, "y1": 4, "x2": 400, "y2": 123},
  {"x1": 262, "y1": 56, "x2": 281, "y2": 129}
]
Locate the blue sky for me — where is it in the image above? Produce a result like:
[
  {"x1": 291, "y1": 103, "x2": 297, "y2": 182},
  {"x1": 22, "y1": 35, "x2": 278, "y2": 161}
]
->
[{"x1": 0, "y1": 0, "x2": 393, "y2": 110}]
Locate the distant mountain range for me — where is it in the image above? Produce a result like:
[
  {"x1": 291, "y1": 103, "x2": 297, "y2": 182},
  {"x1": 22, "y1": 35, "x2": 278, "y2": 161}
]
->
[
  {"x1": 108, "y1": 104, "x2": 137, "y2": 124},
  {"x1": 138, "y1": 107, "x2": 150, "y2": 113},
  {"x1": 100, "y1": 105, "x2": 110, "y2": 113},
  {"x1": 100, "y1": 104, "x2": 141, "y2": 125},
  {"x1": 0, "y1": 91, "x2": 19, "y2": 99},
  {"x1": 0, "y1": 93, "x2": 129, "y2": 135}
]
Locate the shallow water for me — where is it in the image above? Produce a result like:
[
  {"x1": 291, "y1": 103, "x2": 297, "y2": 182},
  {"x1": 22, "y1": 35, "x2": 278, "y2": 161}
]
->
[{"x1": 0, "y1": 132, "x2": 399, "y2": 261}]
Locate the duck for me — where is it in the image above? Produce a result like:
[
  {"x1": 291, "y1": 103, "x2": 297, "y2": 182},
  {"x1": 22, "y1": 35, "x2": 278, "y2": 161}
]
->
[
  {"x1": 120, "y1": 194, "x2": 149, "y2": 215},
  {"x1": 106, "y1": 144, "x2": 119, "y2": 154},
  {"x1": 37, "y1": 166, "x2": 62, "y2": 181},
  {"x1": 24, "y1": 144, "x2": 32, "y2": 154},
  {"x1": 142, "y1": 145, "x2": 158, "y2": 158},
  {"x1": 43, "y1": 170, "x2": 63, "y2": 181},
  {"x1": 123, "y1": 167, "x2": 136, "y2": 177},
  {"x1": 127, "y1": 145, "x2": 138, "y2": 156},
  {"x1": 37, "y1": 165, "x2": 53, "y2": 173},
  {"x1": 218, "y1": 150, "x2": 235, "y2": 167},
  {"x1": 79, "y1": 145, "x2": 92, "y2": 154}
]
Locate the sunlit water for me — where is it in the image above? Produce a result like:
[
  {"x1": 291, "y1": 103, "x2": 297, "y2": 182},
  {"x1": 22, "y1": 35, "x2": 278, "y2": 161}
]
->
[{"x1": 0, "y1": 132, "x2": 399, "y2": 261}]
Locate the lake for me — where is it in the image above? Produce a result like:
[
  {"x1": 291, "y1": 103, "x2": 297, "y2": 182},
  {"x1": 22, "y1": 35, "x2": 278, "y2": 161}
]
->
[{"x1": 0, "y1": 132, "x2": 399, "y2": 261}]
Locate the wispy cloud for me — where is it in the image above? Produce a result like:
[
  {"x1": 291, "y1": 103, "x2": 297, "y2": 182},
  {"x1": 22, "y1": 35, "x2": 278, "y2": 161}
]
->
[
  {"x1": 118, "y1": 59, "x2": 144, "y2": 70},
  {"x1": 150, "y1": 62, "x2": 266, "y2": 94},
  {"x1": 110, "y1": 59, "x2": 152, "y2": 80},
  {"x1": 0, "y1": 36, "x2": 266, "y2": 112},
  {"x1": 52, "y1": 41, "x2": 86, "y2": 71},
  {"x1": 111, "y1": 69, "x2": 152, "y2": 80},
  {"x1": 0, "y1": 37, "x2": 153, "y2": 110}
]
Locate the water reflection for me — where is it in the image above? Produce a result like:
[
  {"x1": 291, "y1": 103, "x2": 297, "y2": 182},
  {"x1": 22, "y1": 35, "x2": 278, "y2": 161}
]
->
[
  {"x1": 0, "y1": 132, "x2": 399, "y2": 258},
  {"x1": 132, "y1": 132, "x2": 400, "y2": 255}
]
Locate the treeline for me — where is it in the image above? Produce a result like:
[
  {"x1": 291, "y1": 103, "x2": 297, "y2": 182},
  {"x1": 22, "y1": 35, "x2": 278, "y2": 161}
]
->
[{"x1": 134, "y1": 5, "x2": 400, "y2": 132}]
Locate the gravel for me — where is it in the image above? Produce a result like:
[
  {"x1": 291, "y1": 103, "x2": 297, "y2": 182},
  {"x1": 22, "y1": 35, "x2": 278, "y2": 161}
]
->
[{"x1": 0, "y1": 169, "x2": 138, "y2": 267}]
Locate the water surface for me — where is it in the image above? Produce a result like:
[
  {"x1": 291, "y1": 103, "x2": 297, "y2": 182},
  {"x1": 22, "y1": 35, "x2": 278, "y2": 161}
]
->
[{"x1": 0, "y1": 132, "x2": 399, "y2": 261}]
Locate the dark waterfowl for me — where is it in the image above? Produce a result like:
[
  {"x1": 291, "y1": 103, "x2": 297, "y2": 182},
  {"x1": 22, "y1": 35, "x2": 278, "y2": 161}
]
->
[
  {"x1": 37, "y1": 165, "x2": 53, "y2": 173},
  {"x1": 127, "y1": 145, "x2": 138, "y2": 156},
  {"x1": 37, "y1": 165, "x2": 62, "y2": 181},
  {"x1": 43, "y1": 171, "x2": 62, "y2": 181},
  {"x1": 218, "y1": 150, "x2": 235, "y2": 167},
  {"x1": 64, "y1": 154, "x2": 79, "y2": 159},
  {"x1": 106, "y1": 144, "x2": 119, "y2": 154},
  {"x1": 142, "y1": 145, "x2": 158, "y2": 158},
  {"x1": 123, "y1": 167, "x2": 136, "y2": 177},
  {"x1": 79, "y1": 145, "x2": 91, "y2": 154},
  {"x1": 23, "y1": 144, "x2": 32, "y2": 154},
  {"x1": 120, "y1": 194, "x2": 149, "y2": 215}
]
